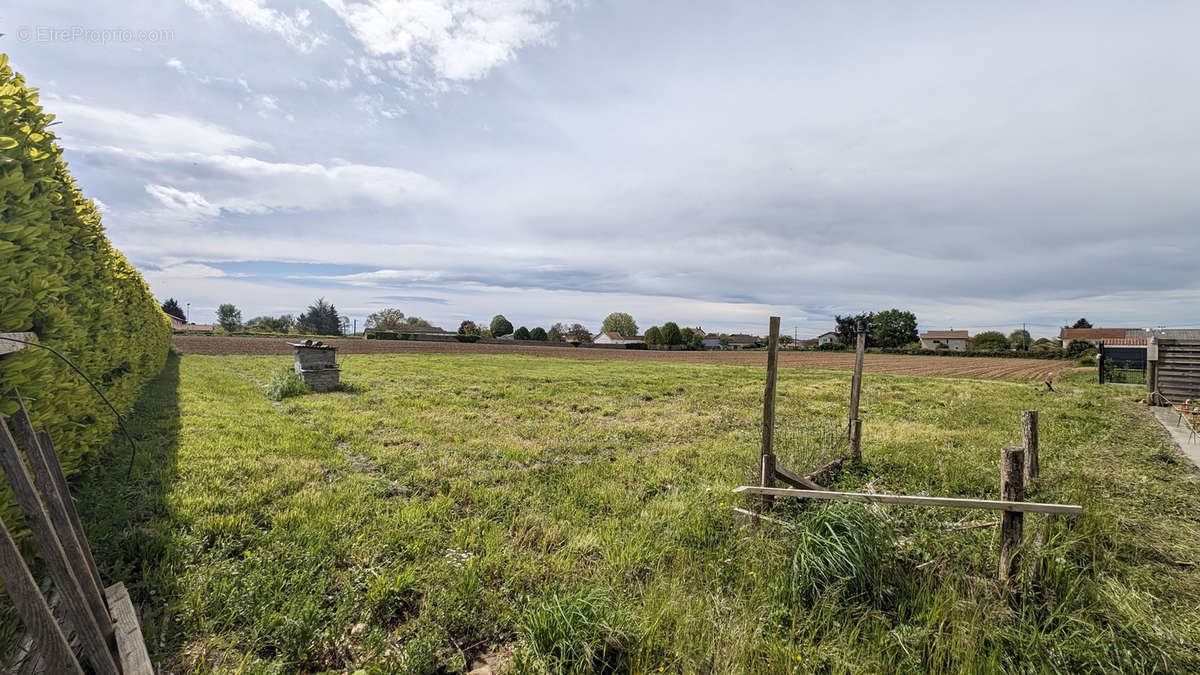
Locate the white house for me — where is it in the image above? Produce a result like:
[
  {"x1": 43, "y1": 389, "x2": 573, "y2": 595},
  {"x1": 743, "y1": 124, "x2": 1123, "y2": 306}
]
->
[
  {"x1": 592, "y1": 331, "x2": 644, "y2": 345},
  {"x1": 817, "y1": 331, "x2": 840, "y2": 346},
  {"x1": 701, "y1": 334, "x2": 723, "y2": 349},
  {"x1": 920, "y1": 330, "x2": 969, "y2": 351}
]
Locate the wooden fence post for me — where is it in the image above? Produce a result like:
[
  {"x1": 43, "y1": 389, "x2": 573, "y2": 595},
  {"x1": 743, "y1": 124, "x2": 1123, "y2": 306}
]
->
[
  {"x1": 759, "y1": 316, "x2": 781, "y2": 510},
  {"x1": 848, "y1": 323, "x2": 867, "y2": 463},
  {"x1": 1021, "y1": 411, "x2": 1039, "y2": 486},
  {"x1": 998, "y1": 445, "x2": 1026, "y2": 582},
  {"x1": 1146, "y1": 337, "x2": 1159, "y2": 405}
]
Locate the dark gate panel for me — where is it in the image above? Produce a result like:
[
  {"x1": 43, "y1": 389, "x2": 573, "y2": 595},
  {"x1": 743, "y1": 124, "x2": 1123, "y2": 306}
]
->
[
  {"x1": 1157, "y1": 339, "x2": 1200, "y2": 401},
  {"x1": 1098, "y1": 344, "x2": 1146, "y2": 384}
]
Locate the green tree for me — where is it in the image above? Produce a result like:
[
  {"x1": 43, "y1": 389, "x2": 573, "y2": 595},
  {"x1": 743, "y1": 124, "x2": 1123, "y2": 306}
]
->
[
  {"x1": 566, "y1": 323, "x2": 593, "y2": 343},
  {"x1": 872, "y1": 309, "x2": 918, "y2": 348},
  {"x1": 969, "y1": 331, "x2": 1010, "y2": 351},
  {"x1": 1071, "y1": 318, "x2": 1093, "y2": 329},
  {"x1": 529, "y1": 327, "x2": 548, "y2": 341},
  {"x1": 402, "y1": 316, "x2": 431, "y2": 327},
  {"x1": 661, "y1": 322, "x2": 683, "y2": 346},
  {"x1": 601, "y1": 312, "x2": 638, "y2": 337},
  {"x1": 1067, "y1": 339, "x2": 1093, "y2": 357},
  {"x1": 366, "y1": 308, "x2": 408, "y2": 331},
  {"x1": 458, "y1": 320, "x2": 480, "y2": 336},
  {"x1": 687, "y1": 330, "x2": 704, "y2": 349},
  {"x1": 216, "y1": 303, "x2": 242, "y2": 332},
  {"x1": 490, "y1": 315, "x2": 514, "y2": 337},
  {"x1": 514, "y1": 326, "x2": 531, "y2": 340},
  {"x1": 680, "y1": 327, "x2": 695, "y2": 348},
  {"x1": 644, "y1": 326, "x2": 662, "y2": 345},
  {"x1": 834, "y1": 312, "x2": 875, "y2": 348},
  {"x1": 548, "y1": 323, "x2": 566, "y2": 342},
  {"x1": 1009, "y1": 329, "x2": 1032, "y2": 351},
  {"x1": 246, "y1": 314, "x2": 294, "y2": 333},
  {"x1": 161, "y1": 297, "x2": 184, "y2": 320},
  {"x1": 296, "y1": 298, "x2": 341, "y2": 335}
]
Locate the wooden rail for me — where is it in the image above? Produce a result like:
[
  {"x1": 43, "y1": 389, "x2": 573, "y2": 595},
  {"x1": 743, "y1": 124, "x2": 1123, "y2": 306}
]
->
[{"x1": 732, "y1": 486, "x2": 1083, "y2": 516}]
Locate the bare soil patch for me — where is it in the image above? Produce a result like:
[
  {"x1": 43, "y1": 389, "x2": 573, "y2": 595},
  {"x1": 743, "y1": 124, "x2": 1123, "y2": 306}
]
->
[{"x1": 172, "y1": 335, "x2": 1074, "y2": 380}]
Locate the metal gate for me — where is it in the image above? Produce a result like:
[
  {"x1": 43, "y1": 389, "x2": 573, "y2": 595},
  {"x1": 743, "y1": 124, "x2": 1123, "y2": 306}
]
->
[{"x1": 1098, "y1": 343, "x2": 1147, "y2": 384}]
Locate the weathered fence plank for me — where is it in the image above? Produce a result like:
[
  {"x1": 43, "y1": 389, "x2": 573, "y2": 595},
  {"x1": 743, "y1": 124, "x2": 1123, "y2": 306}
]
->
[
  {"x1": 106, "y1": 582, "x2": 155, "y2": 675},
  {"x1": 10, "y1": 399, "x2": 111, "y2": 640},
  {"x1": 0, "y1": 516, "x2": 83, "y2": 674},
  {"x1": 0, "y1": 417, "x2": 120, "y2": 675}
]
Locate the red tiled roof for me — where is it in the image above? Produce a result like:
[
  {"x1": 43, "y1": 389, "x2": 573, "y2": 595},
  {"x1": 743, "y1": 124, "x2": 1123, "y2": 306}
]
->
[
  {"x1": 920, "y1": 330, "x2": 968, "y2": 340},
  {"x1": 1101, "y1": 338, "x2": 1147, "y2": 346},
  {"x1": 1059, "y1": 328, "x2": 1129, "y2": 340}
]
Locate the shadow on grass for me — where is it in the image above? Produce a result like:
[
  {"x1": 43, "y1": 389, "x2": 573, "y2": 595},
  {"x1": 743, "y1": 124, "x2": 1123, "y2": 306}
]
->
[{"x1": 73, "y1": 349, "x2": 182, "y2": 659}]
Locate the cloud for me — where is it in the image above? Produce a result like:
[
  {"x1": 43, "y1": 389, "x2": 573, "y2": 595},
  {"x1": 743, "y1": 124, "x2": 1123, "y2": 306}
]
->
[
  {"x1": 139, "y1": 155, "x2": 445, "y2": 218},
  {"x1": 165, "y1": 58, "x2": 186, "y2": 73},
  {"x1": 48, "y1": 100, "x2": 264, "y2": 155},
  {"x1": 322, "y1": 0, "x2": 561, "y2": 82},
  {"x1": 144, "y1": 185, "x2": 221, "y2": 220},
  {"x1": 184, "y1": 0, "x2": 328, "y2": 52}
]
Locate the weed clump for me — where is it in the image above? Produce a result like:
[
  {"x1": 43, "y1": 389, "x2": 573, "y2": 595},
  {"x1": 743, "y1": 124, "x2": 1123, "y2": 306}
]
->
[
  {"x1": 517, "y1": 589, "x2": 643, "y2": 673},
  {"x1": 266, "y1": 369, "x2": 310, "y2": 400},
  {"x1": 790, "y1": 503, "x2": 893, "y2": 605}
]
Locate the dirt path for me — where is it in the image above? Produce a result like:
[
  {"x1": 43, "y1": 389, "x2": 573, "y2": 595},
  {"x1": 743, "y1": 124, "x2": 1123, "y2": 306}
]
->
[{"x1": 172, "y1": 335, "x2": 1075, "y2": 381}]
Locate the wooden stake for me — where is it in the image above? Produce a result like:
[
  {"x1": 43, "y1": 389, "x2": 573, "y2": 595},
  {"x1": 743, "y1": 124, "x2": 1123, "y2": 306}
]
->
[
  {"x1": 758, "y1": 317, "x2": 781, "y2": 511},
  {"x1": 998, "y1": 445, "x2": 1026, "y2": 582},
  {"x1": 1021, "y1": 410, "x2": 1039, "y2": 485},
  {"x1": 848, "y1": 329, "x2": 866, "y2": 462}
]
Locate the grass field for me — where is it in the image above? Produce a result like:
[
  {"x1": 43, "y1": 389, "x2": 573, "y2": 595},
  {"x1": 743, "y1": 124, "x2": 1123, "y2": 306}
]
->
[{"x1": 69, "y1": 352, "x2": 1200, "y2": 673}]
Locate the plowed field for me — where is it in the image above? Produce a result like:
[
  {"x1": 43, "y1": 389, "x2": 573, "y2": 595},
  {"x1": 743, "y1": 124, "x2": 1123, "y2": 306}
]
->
[{"x1": 172, "y1": 335, "x2": 1075, "y2": 380}]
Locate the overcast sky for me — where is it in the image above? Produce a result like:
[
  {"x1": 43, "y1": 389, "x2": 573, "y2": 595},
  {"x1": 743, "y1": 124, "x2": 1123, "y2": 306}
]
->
[{"x1": 5, "y1": 1, "x2": 1199, "y2": 338}]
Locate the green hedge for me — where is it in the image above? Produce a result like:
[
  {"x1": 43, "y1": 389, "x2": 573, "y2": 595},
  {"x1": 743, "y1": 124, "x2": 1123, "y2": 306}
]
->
[
  {"x1": 0, "y1": 55, "x2": 170, "y2": 480},
  {"x1": 876, "y1": 348, "x2": 1071, "y2": 360}
]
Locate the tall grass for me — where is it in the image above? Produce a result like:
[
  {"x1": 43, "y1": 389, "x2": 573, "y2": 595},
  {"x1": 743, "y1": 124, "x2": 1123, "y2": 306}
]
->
[
  {"x1": 790, "y1": 504, "x2": 892, "y2": 605},
  {"x1": 265, "y1": 368, "x2": 310, "y2": 400}
]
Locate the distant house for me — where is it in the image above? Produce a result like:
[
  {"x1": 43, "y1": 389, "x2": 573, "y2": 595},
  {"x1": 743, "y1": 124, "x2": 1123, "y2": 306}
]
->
[
  {"x1": 592, "y1": 331, "x2": 644, "y2": 345},
  {"x1": 817, "y1": 331, "x2": 840, "y2": 346},
  {"x1": 701, "y1": 334, "x2": 723, "y2": 349},
  {"x1": 165, "y1": 311, "x2": 213, "y2": 332},
  {"x1": 727, "y1": 334, "x2": 761, "y2": 349},
  {"x1": 920, "y1": 330, "x2": 969, "y2": 351}
]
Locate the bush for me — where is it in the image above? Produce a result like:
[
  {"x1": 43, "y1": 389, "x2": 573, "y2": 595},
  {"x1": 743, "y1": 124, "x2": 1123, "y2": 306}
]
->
[
  {"x1": 455, "y1": 334, "x2": 480, "y2": 343},
  {"x1": 1078, "y1": 355, "x2": 1097, "y2": 366},
  {"x1": 0, "y1": 56, "x2": 170, "y2": 482},
  {"x1": 266, "y1": 370, "x2": 311, "y2": 401}
]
